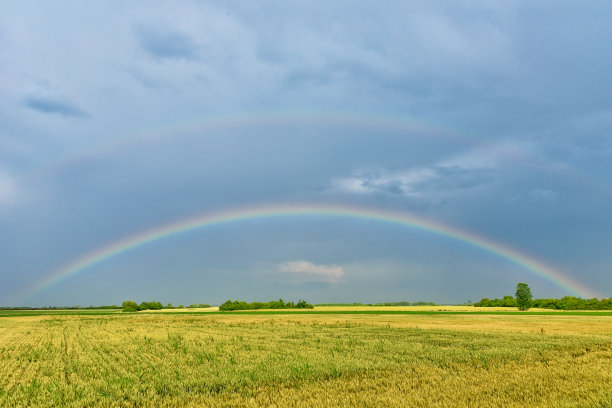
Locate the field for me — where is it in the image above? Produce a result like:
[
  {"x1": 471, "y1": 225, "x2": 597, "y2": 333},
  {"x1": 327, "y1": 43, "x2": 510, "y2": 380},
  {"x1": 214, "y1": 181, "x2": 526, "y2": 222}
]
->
[{"x1": 0, "y1": 309, "x2": 610, "y2": 407}]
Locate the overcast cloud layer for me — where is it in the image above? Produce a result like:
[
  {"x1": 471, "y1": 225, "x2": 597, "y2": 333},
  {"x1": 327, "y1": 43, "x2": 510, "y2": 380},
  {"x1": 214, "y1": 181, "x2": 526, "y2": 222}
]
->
[{"x1": 1, "y1": 1, "x2": 611, "y2": 306}]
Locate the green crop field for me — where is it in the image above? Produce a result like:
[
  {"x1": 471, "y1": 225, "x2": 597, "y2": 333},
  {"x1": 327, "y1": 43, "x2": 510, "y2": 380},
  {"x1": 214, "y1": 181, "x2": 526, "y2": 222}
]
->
[{"x1": 0, "y1": 310, "x2": 610, "y2": 407}]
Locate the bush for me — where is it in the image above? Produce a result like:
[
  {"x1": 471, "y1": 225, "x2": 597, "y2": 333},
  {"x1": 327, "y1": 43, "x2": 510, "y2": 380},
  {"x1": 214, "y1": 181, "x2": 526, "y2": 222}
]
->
[
  {"x1": 121, "y1": 301, "x2": 139, "y2": 312},
  {"x1": 139, "y1": 301, "x2": 163, "y2": 310},
  {"x1": 187, "y1": 304, "x2": 211, "y2": 308},
  {"x1": 219, "y1": 299, "x2": 314, "y2": 311},
  {"x1": 122, "y1": 300, "x2": 163, "y2": 312}
]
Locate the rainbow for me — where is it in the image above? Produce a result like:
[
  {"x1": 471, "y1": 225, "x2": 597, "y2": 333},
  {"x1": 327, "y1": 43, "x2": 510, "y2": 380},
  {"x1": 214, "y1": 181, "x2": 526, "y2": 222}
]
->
[
  {"x1": 16, "y1": 203, "x2": 600, "y2": 302},
  {"x1": 24, "y1": 112, "x2": 469, "y2": 182},
  {"x1": 22, "y1": 110, "x2": 612, "y2": 212}
]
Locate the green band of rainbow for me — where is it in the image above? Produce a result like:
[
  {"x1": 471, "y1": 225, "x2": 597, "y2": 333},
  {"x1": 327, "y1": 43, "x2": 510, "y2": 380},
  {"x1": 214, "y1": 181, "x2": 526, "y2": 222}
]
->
[{"x1": 17, "y1": 203, "x2": 600, "y2": 302}]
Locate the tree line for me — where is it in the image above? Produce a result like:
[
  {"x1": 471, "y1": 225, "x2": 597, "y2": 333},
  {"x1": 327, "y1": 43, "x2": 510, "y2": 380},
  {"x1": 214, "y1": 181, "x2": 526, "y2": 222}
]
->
[
  {"x1": 474, "y1": 283, "x2": 610, "y2": 310},
  {"x1": 121, "y1": 301, "x2": 211, "y2": 312},
  {"x1": 315, "y1": 301, "x2": 437, "y2": 306},
  {"x1": 474, "y1": 296, "x2": 611, "y2": 310},
  {"x1": 219, "y1": 299, "x2": 313, "y2": 311},
  {"x1": 0, "y1": 305, "x2": 121, "y2": 310}
]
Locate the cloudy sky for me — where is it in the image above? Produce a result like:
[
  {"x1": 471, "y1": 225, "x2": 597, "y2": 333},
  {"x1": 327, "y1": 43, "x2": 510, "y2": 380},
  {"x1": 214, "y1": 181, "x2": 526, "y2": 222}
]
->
[{"x1": 1, "y1": 1, "x2": 611, "y2": 306}]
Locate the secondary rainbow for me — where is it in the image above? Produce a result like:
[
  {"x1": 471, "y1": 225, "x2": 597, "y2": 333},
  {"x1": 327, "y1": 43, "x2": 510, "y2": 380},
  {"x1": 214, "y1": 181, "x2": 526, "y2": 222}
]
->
[
  {"x1": 25, "y1": 112, "x2": 469, "y2": 182},
  {"x1": 19, "y1": 203, "x2": 600, "y2": 301}
]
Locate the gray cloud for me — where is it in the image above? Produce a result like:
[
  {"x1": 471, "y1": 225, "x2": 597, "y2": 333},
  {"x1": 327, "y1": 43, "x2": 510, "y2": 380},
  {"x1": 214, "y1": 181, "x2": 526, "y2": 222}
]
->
[
  {"x1": 24, "y1": 96, "x2": 87, "y2": 117},
  {"x1": 1, "y1": 2, "x2": 612, "y2": 305},
  {"x1": 135, "y1": 27, "x2": 199, "y2": 60},
  {"x1": 331, "y1": 164, "x2": 495, "y2": 201}
]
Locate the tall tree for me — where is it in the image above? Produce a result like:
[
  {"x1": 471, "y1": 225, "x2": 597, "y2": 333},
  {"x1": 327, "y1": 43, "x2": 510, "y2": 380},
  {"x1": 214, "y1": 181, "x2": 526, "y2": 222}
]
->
[{"x1": 515, "y1": 282, "x2": 533, "y2": 311}]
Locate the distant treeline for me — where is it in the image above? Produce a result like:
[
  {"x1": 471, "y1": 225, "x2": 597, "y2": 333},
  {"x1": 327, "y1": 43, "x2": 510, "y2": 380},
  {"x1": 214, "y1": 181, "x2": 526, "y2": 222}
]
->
[
  {"x1": 122, "y1": 301, "x2": 162, "y2": 312},
  {"x1": 121, "y1": 301, "x2": 211, "y2": 312},
  {"x1": 474, "y1": 296, "x2": 612, "y2": 310},
  {"x1": 0, "y1": 305, "x2": 121, "y2": 310},
  {"x1": 315, "y1": 301, "x2": 437, "y2": 306},
  {"x1": 2, "y1": 303, "x2": 215, "y2": 311},
  {"x1": 219, "y1": 299, "x2": 313, "y2": 311}
]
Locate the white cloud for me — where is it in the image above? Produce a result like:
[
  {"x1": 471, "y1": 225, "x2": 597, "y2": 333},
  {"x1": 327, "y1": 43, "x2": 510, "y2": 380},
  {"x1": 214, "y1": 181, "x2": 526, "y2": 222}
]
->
[
  {"x1": 330, "y1": 176, "x2": 374, "y2": 194},
  {"x1": 329, "y1": 140, "x2": 541, "y2": 200},
  {"x1": 330, "y1": 163, "x2": 492, "y2": 199},
  {"x1": 331, "y1": 167, "x2": 440, "y2": 196},
  {"x1": 279, "y1": 260, "x2": 344, "y2": 284}
]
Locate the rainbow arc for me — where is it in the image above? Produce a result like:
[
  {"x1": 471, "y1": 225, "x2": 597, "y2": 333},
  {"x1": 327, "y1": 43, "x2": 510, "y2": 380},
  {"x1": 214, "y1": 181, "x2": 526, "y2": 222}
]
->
[{"x1": 17, "y1": 203, "x2": 600, "y2": 302}]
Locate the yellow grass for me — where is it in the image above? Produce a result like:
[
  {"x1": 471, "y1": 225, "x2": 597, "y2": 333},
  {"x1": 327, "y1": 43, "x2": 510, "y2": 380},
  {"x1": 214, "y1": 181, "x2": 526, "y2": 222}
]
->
[
  {"x1": 176, "y1": 305, "x2": 540, "y2": 313},
  {"x1": 147, "y1": 307, "x2": 220, "y2": 313},
  {"x1": 0, "y1": 312, "x2": 610, "y2": 407},
  {"x1": 314, "y1": 305, "x2": 547, "y2": 312}
]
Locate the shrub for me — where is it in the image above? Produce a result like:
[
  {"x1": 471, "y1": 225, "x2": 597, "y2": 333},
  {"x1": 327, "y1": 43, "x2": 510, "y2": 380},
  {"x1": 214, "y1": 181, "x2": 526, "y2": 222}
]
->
[
  {"x1": 122, "y1": 300, "x2": 163, "y2": 312},
  {"x1": 219, "y1": 299, "x2": 314, "y2": 311},
  {"x1": 121, "y1": 301, "x2": 139, "y2": 312}
]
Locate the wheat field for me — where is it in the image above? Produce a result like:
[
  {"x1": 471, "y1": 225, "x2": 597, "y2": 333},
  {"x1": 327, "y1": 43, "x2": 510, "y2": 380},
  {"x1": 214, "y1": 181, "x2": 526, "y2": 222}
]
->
[{"x1": 0, "y1": 311, "x2": 610, "y2": 407}]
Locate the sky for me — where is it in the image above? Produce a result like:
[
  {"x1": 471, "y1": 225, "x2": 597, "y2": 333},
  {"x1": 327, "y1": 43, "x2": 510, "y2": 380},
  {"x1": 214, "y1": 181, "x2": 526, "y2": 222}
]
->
[{"x1": 1, "y1": 1, "x2": 611, "y2": 306}]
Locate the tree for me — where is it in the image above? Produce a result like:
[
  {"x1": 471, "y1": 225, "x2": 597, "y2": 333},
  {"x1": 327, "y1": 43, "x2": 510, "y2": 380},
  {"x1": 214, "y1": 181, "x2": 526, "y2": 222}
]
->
[
  {"x1": 502, "y1": 295, "x2": 516, "y2": 307},
  {"x1": 474, "y1": 298, "x2": 491, "y2": 307},
  {"x1": 121, "y1": 300, "x2": 139, "y2": 312},
  {"x1": 515, "y1": 282, "x2": 533, "y2": 311}
]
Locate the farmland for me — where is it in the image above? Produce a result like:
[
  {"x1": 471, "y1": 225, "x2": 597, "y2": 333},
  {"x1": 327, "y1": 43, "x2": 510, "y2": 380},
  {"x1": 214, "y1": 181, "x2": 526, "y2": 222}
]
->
[{"x1": 0, "y1": 309, "x2": 610, "y2": 407}]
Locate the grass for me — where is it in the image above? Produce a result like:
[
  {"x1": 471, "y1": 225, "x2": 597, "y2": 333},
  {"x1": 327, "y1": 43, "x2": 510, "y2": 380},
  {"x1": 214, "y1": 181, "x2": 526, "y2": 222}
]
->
[{"x1": 0, "y1": 310, "x2": 610, "y2": 407}]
